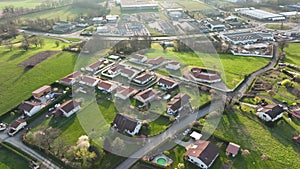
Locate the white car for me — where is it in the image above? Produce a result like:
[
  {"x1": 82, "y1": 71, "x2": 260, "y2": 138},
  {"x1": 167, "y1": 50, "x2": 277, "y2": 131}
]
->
[{"x1": 0, "y1": 123, "x2": 7, "y2": 131}]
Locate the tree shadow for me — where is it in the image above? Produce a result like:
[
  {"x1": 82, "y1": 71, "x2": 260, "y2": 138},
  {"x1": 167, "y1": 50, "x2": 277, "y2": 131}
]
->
[
  {"x1": 7, "y1": 50, "x2": 26, "y2": 61},
  {"x1": 13, "y1": 66, "x2": 33, "y2": 83}
]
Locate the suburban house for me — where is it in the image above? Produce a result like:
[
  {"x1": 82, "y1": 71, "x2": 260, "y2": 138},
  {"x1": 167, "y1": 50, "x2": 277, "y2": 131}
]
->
[
  {"x1": 120, "y1": 68, "x2": 137, "y2": 79},
  {"x1": 112, "y1": 113, "x2": 142, "y2": 136},
  {"x1": 166, "y1": 93, "x2": 191, "y2": 115},
  {"x1": 184, "y1": 141, "x2": 219, "y2": 169},
  {"x1": 53, "y1": 100, "x2": 81, "y2": 117},
  {"x1": 86, "y1": 60, "x2": 106, "y2": 72},
  {"x1": 115, "y1": 86, "x2": 138, "y2": 100},
  {"x1": 97, "y1": 80, "x2": 119, "y2": 93},
  {"x1": 79, "y1": 76, "x2": 100, "y2": 87},
  {"x1": 147, "y1": 57, "x2": 165, "y2": 66},
  {"x1": 60, "y1": 71, "x2": 82, "y2": 86},
  {"x1": 134, "y1": 88, "x2": 160, "y2": 105},
  {"x1": 165, "y1": 61, "x2": 181, "y2": 70},
  {"x1": 18, "y1": 101, "x2": 43, "y2": 117},
  {"x1": 157, "y1": 77, "x2": 178, "y2": 90},
  {"x1": 226, "y1": 142, "x2": 240, "y2": 157},
  {"x1": 129, "y1": 54, "x2": 148, "y2": 63},
  {"x1": 32, "y1": 85, "x2": 51, "y2": 99},
  {"x1": 190, "y1": 68, "x2": 222, "y2": 83},
  {"x1": 133, "y1": 72, "x2": 155, "y2": 85},
  {"x1": 8, "y1": 119, "x2": 27, "y2": 136},
  {"x1": 256, "y1": 104, "x2": 284, "y2": 122},
  {"x1": 292, "y1": 108, "x2": 300, "y2": 119},
  {"x1": 106, "y1": 64, "x2": 124, "y2": 77},
  {"x1": 292, "y1": 135, "x2": 300, "y2": 145}
]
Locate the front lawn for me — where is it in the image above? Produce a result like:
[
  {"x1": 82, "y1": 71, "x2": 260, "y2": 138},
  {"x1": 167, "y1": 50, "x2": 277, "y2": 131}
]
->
[{"x1": 0, "y1": 146, "x2": 31, "y2": 169}]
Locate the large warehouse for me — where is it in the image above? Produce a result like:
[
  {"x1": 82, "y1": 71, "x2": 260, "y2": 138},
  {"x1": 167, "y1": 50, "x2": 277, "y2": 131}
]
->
[
  {"x1": 237, "y1": 8, "x2": 285, "y2": 21},
  {"x1": 222, "y1": 31, "x2": 274, "y2": 45},
  {"x1": 119, "y1": 0, "x2": 159, "y2": 11}
]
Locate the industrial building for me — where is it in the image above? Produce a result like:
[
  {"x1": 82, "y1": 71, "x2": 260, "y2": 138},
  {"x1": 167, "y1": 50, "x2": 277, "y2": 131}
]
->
[
  {"x1": 119, "y1": 0, "x2": 159, "y2": 11},
  {"x1": 237, "y1": 8, "x2": 285, "y2": 21},
  {"x1": 223, "y1": 31, "x2": 274, "y2": 45}
]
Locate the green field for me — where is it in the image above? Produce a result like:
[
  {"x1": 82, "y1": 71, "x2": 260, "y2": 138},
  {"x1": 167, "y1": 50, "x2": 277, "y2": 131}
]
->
[
  {"x1": 285, "y1": 43, "x2": 300, "y2": 66},
  {"x1": 0, "y1": 146, "x2": 31, "y2": 169},
  {"x1": 176, "y1": 0, "x2": 213, "y2": 11},
  {"x1": 0, "y1": 37, "x2": 77, "y2": 115},
  {"x1": 145, "y1": 43, "x2": 270, "y2": 89},
  {"x1": 0, "y1": 0, "x2": 41, "y2": 9},
  {"x1": 265, "y1": 24, "x2": 292, "y2": 30}
]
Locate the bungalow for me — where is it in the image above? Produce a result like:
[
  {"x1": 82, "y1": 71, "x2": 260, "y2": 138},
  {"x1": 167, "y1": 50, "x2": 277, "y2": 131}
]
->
[
  {"x1": 257, "y1": 104, "x2": 284, "y2": 122},
  {"x1": 115, "y1": 86, "x2": 138, "y2": 100},
  {"x1": 134, "y1": 88, "x2": 160, "y2": 104},
  {"x1": 147, "y1": 57, "x2": 165, "y2": 66},
  {"x1": 292, "y1": 108, "x2": 300, "y2": 119},
  {"x1": 79, "y1": 76, "x2": 100, "y2": 87},
  {"x1": 165, "y1": 61, "x2": 181, "y2": 70},
  {"x1": 120, "y1": 68, "x2": 136, "y2": 79},
  {"x1": 166, "y1": 93, "x2": 191, "y2": 115},
  {"x1": 60, "y1": 71, "x2": 82, "y2": 86},
  {"x1": 98, "y1": 80, "x2": 119, "y2": 93},
  {"x1": 226, "y1": 142, "x2": 240, "y2": 157},
  {"x1": 53, "y1": 100, "x2": 81, "y2": 117},
  {"x1": 129, "y1": 54, "x2": 148, "y2": 63},
  {"x1": 184, "y1": 141, "x2": 219, "y2": 169},
  {"x1": 112, "y1": 113, "x2": 142, "y2": 136},
  {"x1": 157, "y1": 77, "x2": 178, "y2": 90},
  {"x1": 32, "y1": 85, "x2": 51, "y2": 99},
  {"x1": 18, "y1": 101, "x2": 43, "y2": 117},
  {"x1": 86, "y1": 60, "x2": 105, "y2": 72},
  {"x1": 190, "y1": 68, "x2": 221, "y2": 84},
  {"x1": 8, "y1": 119, "x2": 27, "y2": 136},
  {"x1": 133, "y1": 72, "x2": 155, "y2": 85},
  {"x1": 107, "y1": 64, "x2": 124, "y2": 76}
]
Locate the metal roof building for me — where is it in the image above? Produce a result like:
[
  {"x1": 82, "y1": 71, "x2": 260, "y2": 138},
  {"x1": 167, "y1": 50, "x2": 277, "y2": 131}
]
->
[{"x1": 239, "y1": 8, "x2": 285, "y2": 21}]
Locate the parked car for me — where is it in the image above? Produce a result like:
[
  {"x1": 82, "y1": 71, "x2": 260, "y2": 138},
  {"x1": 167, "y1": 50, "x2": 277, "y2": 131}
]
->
[{"x1": 0, "y1": 123, "x2": 7, "y2": 131}]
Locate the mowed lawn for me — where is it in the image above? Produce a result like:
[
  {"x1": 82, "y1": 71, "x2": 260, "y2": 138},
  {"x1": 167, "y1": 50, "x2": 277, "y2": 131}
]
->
[
  {"x1": 285, "y1": 43, "x2": 300, "y2": 66},
  {"x1": 0, "y1": 38, "x2": 77, "y2": 115},
  {"x1": 0, "y1": 146, "x2": 31, "y2": 169},
  {"x1": 176, "y1": 0, "x2": 213, "y2": 11},
  {"x1": 145, "y1": 43, "x2": 270, "y2": 89},
  {"x1": 0, "y1": 0, "x2": 41, "y2": 9},
  {"x1": 213, "y1": 110, "x2": 300, "y2": 169}
]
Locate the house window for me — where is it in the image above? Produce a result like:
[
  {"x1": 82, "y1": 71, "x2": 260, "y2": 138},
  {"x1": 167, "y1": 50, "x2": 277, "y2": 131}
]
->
[{"x1": 200, "y1": 164, "x2": 204, "y2": 168}]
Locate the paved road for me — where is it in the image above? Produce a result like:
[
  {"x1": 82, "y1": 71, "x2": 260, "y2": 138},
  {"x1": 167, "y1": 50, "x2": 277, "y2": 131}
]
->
[{"x1": 0, "y1": 131, "x2": 60, "y2": 169}]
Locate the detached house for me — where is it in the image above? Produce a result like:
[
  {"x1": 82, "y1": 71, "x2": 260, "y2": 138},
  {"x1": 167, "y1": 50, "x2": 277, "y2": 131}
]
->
[
  {"x1": 157, "y1": 77, "x2": 178, "y2": 90},
  {"x1": 8, "y1": 119, "x2": 27, "y2": 136},
  {"x1": 112, "y1": 113, "x2": 142, "y2": 136},
  {"x1": 32, "y1": 85, "x2": 51, "y2": 99},
  {"x1": 133, "y1": 72, "x2": 155, "y2": 85},
  {"x1": 166, "y1": 93, "x2": 191, "y2": 115},
  {"x1": 115, "y1": 86, "x2": 138, "y2": 100},
  {"x1": 147, "y1": 57, "x2": 165, "y2": 66},
  {"x1": 257, "y1": 104, "x2": 284, "y2": 122},
  {"x1": 53, "y1": 100, "x2": 81, "y2": 117},
  {"x1": 60, "y1": 71, "x2": 82, "y2": 86},
  {"x1": 129, "y1": 54, "x2": 147, "y2": 63},
  {"x1": 226, "y1": 142, "x2": 240, "y2": 157},
  {"x1": 79, "y1": 76, "x2": 100, "y2": 87},
  {"x1": 184, "y1": 141, "x2": 219, "y2": 169},
  {"x1": 86, "y1": 60, "x2": 105, "y2": 72},
  {"x1": 98, "y1": 80, "x2": 119, "y2": 93},
  {"x1": 165, "y1": 61, "x2": 181, "y2": 70},
  {"x1": 134, "y1": 88, "x2": 160, "y2": 105},
  {"x1": 18, "y1": 101, "x2": 43, "y2": 117}
]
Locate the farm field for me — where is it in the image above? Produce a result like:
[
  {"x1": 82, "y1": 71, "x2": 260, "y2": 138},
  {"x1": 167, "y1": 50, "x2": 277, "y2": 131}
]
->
[
  {"x1": 285, "y1": 43, "x2": 300, "y2": 66},
  {"x1": 145, "y1": 43, "x2": 270, "y2": 89},
  {"x1": 176, "y1": 0, "x2": 213, "y2": 11},
  {"x1": 0, "y1": 37, "x2": 77, "y2": 115},
  {"x1": 0, "y1": 0, "x2": 41, "y2": 9},
  {"x1": 0, "y1": 146, "x2": 31, "y2": 169}
]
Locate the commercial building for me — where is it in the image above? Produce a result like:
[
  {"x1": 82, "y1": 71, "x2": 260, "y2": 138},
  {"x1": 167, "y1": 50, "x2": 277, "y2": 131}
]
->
[
  {"x1": 238, "y1": 8, "x2": 285, "y2": 21},
  {"x1": 223, "y1": 31, "x2": 274, "y2": 45},
  {"x1": 119, "y1": 0, "x2": 159, "y2": 11}
]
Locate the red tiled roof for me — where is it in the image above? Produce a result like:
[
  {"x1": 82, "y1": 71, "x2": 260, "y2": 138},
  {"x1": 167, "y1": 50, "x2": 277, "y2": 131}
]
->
[
  {"x1": 158, "y1": 77, "x2": 176, "y2": 87},
  {"x1": 226, "y1": 142, "x2": 240, "y2": 155},
  {"x1": 147, "y1": 57, "x2": 165, "y2": 65}
]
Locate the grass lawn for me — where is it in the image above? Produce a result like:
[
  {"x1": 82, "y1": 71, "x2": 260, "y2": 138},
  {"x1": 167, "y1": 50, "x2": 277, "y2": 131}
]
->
[
  {"x1": 265, "y1": 24, "x2": 292, "y2": 30},
  {"x1": 285, "y1": 43, "x2": 300, "y2": 66},
  {"x1": 213, "y1": 109, "x2": 300, "y2": 169},
  {"x1": 0, "y1": 0, "x2": 41, "y2": 9},
  {"x1": 0, "y1": 146, "x2": 31, "y2": 169},
  {"x1": 0, "y1": 37, "x2": 77, "y2": 115},
  {"x1": 145, "y1": 43, "x2": 270, "y2": 89},
  {"x1": 175, "y1": 0, "x2": 213, "y2": 11}
]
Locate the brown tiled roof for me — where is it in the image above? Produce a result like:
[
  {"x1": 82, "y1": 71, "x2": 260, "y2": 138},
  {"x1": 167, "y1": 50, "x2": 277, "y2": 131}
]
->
[
  {"x1": 147, "y1": 57, "x2": 165, "y2": 65},
  {"x1": 18, "y1": 101, "x2": 41, "y2": 112},
  {"x1": 81, "y1": 76, "x2": 99, "y2": 84},
  {"x1": 158, "y1": 77, "x2": 176, "y2": 87},
  {"x1": 60, "y1": 71, "x2": 81, "y2": 83},
  {"x1": 191, "y1": 67, "x2": 221, "y2": 81},
  {"x1": 168, "y1": 61, "x2": 180, "y2": 65},
  {"x1": 121, "y1": 68, "x2": 135, "y2": 77},
  {"x1": 185, "y1": 141, "x2": 219, "y2": 166},
  {"x1": 116, "y1": 86, "x2": 138, "y2": 99},
  {"x1": 10, "y1": 119, "x2": 26, "y2": 129},
  {"x1": 112, "y1": 113, "x2": 139, "y2": 132},
  {"x1": 88, "y1": 60, "x2": 104, "y2": 70},
  {"x1": 134, "y1": 88, "x2": 159, "y2": 102},
  {"x1": 134, "y1": 72, "x2": 153, "y2": 82},
  {"x1": 59, "y1": 100, "x2": 80, "y2": 113},
  {"x1": 167, "y1": 93, "x2": 190, "y2": 112},
  {"x1": 32, "y1": 85, "x2": 51, "y2": 96},
  {"x1": 98, "y1": 81, "x2": 113, "y2": 90},
  {"x1": 132, "y1": 54, "x2": 147, "y2": 60},
  {"x1": 226, "y1": 142, "x2": 240, "y2": 155}
]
